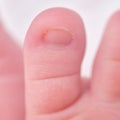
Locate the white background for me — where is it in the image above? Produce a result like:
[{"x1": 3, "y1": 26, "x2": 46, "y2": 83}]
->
[{"x1": 0, "y1": 0, "x2": 120, "y2": 76}]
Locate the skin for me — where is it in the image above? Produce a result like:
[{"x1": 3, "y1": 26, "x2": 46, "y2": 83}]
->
[{"x1": 0, "y1": 7, "x2": 120, "y2": 120}]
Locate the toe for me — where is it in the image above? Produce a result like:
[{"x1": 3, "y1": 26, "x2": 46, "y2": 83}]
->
[
  {"x1": 92, "y1": 11, "x2": 120, "y2": 101},
  {"x1": 0, "y1": 23, "x2": 24, "y2": 120},
  {"x1": 24, "y1": 7, "x2": 86, "y2": 117}
]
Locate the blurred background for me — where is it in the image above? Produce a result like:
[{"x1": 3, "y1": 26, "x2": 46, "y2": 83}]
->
[{"x1": 0, "y1": 0, "x2": 120, "y2": 77}]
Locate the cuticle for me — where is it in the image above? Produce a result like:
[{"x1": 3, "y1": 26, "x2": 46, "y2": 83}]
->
[{"x1": 42, "y1": 26, "x2": 73, "y2": 40}]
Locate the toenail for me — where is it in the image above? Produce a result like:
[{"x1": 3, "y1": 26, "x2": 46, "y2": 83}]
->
[{"x1": 42, "y1": 27, "x2": 73, "y2": 48}]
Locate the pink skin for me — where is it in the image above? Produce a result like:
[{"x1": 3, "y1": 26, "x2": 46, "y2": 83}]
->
[
  {"x1": 0, "y1": 7, "x2": 120, "y2": 120},
  {"x1": 0, "y1": 24, "x2": 24, "y2": 119}
]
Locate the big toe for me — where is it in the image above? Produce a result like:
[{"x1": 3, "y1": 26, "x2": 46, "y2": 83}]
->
[{"x1": 24, "y1": 7, "x2": 86, "y2": 118}]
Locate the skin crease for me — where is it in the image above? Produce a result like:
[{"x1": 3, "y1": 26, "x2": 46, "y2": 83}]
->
[{"x1": 0, "y1": 7, "x2": 120, "y2": 120}]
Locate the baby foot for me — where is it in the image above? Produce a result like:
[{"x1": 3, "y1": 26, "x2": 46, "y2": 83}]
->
[{"x1": 1, "y1": 7, "x2": 120, "y2": 120}]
